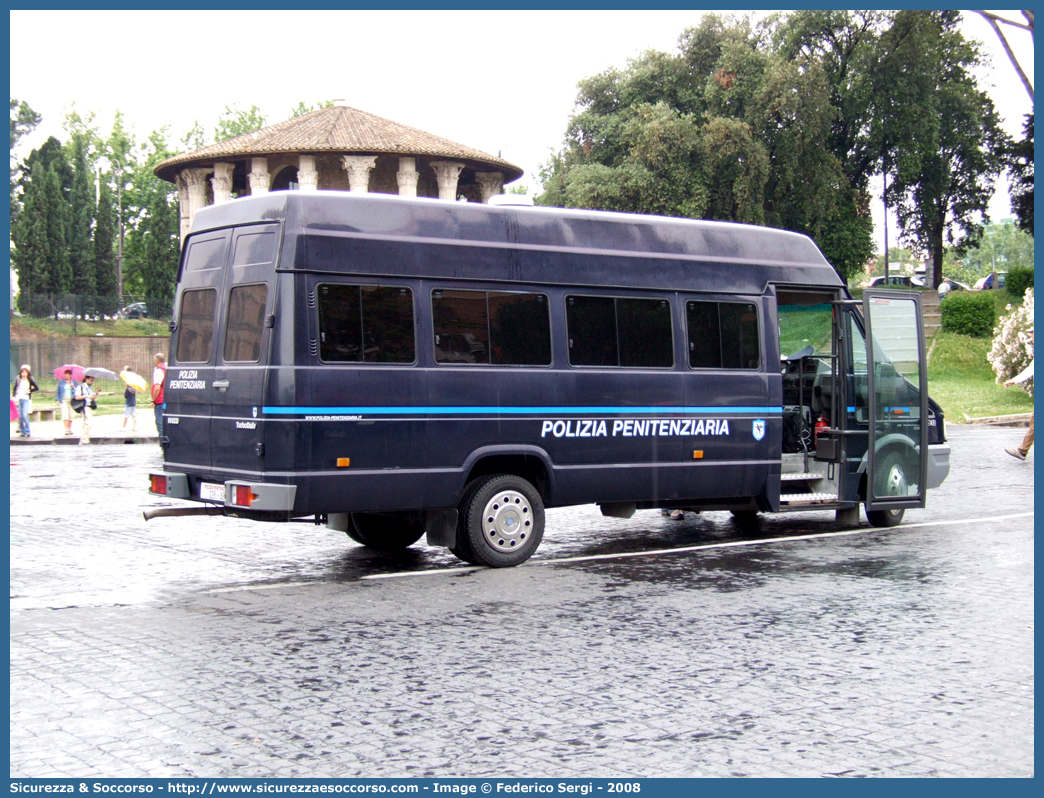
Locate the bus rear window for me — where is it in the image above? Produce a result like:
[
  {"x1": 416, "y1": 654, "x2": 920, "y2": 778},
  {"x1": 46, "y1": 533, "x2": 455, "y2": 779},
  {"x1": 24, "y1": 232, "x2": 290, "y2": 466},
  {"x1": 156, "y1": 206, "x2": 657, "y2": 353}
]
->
[
  {"x1": 317, "y1": 284, "x2": 415, "y2": 364},
  {"x1": 176, "y1": 288, "x2": 218, "y2": 363},
  {"x1": 686, "y1": 301, "x2": 760, "y2": 369},
  {"x1": 567, "y1": 295, "x2": 673, "y2": 368},
  {"x1": 184, "y1": 235, "x2": 227, "y2": 271},
  {"x1": 223, "y1": 284, "x2": 268, "y2": 362},
  {"x1": 233, "y1": 231, "x2": 277, "y2": 267},
  {"x1": 432, "y1": 289, "x2": 551, "y2": 366}
]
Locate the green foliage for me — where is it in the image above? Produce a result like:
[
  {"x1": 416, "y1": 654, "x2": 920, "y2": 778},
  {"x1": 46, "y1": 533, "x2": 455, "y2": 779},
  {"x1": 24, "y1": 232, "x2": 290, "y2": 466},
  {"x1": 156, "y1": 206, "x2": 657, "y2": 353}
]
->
[
  {"x1": 122, "y1": 128, "x2": 180, "y2": 304},
  {"x1": 215, "y1": 104, "x2": 267, "y2": 143},
  {"x1": 940, "y1": 289, "x2": 996, "y2": 337},
  {"x1": 1005, "y1": 266, "x2": 1034, "y2": 299},
  {"x1": 883, "y1": 11, "x2": 1009, "y2": 287},
  {"x1": 1007, "y1": 114, "x2": 1033, "y2": 235},
  {"x1": 10, "y1": 97, "x2": 40, "y2": 219},
  {"x1": 94, "y1": 181, "x2": 117, "y2": 297},
  {"x1": 946, "y1": 219, "x2": 1034, "y2": 278},
  {"x1": 290, "y1": 100, "x2": 333, "y2": 119},
  {"x1": 68, "y1": 135, "x2": 96, "y2": 298}
]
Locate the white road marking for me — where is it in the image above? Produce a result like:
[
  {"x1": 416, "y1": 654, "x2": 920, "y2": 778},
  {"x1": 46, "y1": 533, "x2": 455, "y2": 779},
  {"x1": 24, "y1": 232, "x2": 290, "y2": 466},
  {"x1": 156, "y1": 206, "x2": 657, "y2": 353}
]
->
[
  {"x1": 201, "y1": 511, "x2": 1035, "y2": 591},
  {"x1": 360, "y1": 512, "x2": 1035, "y2": 580}
]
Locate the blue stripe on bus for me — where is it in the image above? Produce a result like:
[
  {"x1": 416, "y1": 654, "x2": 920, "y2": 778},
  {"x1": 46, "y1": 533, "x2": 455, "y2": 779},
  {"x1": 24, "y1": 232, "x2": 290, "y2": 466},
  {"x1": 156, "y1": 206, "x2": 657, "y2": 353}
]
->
[{"x1": 261, "y1": 406, "x2": 783, "y2": 416}]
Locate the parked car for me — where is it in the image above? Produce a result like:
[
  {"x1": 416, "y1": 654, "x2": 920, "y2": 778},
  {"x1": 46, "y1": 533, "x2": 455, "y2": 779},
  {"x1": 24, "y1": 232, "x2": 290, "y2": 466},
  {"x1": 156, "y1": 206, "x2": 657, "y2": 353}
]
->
[
  {"x1": 118, "y1": 302, "x2": 148, "y2": 319},
  {"x1": 866, "y1": 274, "x2": 923, "y2": 289},
  {"x1": 973, "y1": 272, "x2": 1008, "y2": 290}
]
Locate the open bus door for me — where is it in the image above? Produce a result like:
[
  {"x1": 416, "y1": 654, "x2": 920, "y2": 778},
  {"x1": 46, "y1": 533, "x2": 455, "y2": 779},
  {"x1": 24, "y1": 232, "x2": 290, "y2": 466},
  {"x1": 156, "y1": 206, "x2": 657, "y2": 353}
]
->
[{"x1": 862, "y1": 291, "x2": 929, "y2": 517}]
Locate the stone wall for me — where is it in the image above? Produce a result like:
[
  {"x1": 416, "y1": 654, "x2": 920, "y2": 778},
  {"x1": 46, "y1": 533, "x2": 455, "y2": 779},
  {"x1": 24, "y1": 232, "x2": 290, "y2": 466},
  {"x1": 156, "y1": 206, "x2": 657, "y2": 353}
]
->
[{"x1": 9, "y1": 337, "x2": 170, "y2": 384}]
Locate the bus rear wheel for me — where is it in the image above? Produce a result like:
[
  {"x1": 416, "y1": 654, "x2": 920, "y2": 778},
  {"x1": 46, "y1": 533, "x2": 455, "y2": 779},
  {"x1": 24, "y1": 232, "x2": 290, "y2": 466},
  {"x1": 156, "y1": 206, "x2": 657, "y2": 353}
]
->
[
  {"x1": 454, "y1": 474, "x2": 545, "y2": 567},
  {"x1": 348, "y1": 513, "x2": 425, "y2": 549}
]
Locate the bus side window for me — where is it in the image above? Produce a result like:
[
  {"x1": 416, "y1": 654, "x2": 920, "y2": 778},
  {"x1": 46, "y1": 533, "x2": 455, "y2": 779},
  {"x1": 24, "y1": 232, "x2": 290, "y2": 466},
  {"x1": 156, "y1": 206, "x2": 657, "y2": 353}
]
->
[
  {"x1": 566, "y1": 295, "x2": 673, "y2": 368},
  {"x1": 317, "y1": 284, "x2": 415, "y2": 364},
  {"x1": 686, "y1": 301, "x2": 760, "y2": 369},
  {"x1": 432, "y1": 289, "x2": 552, "y2": 366}
]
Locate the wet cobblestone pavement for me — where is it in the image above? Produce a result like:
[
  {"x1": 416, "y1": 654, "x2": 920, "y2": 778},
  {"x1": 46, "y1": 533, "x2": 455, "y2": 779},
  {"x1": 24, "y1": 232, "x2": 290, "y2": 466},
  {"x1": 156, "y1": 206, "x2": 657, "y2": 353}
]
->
[{"x1": 9, "y1": 425, "x2": 1034, "y2": 777}]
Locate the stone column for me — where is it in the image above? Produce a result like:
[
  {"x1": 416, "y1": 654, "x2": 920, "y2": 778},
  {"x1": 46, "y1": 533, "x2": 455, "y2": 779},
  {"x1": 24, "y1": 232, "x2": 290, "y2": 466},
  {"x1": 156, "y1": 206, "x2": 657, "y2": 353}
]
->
[
  {"x1": 298, "y1": 155, "x2": 319, "y2": 191},
  {"x1": 431, "y1": 161, "x2": 465, "y2": 201},
  {"x1": 475, "y1": 172, "x2": 504, "y2": 204},
  {"x1": 184, "y1": 167, "x2": 211, "y2": 227},
  {"x1": 342, "y1": 155, "x2": 378, "y2": 193},
  {"x1": 176, "y1": 173, "x2": 191, "y2": 242},
  {"x1": 212, "y1": 162, "x2": 235, "y2": 204},
  {"x1": 396, "y1": 157, "x2": 420, "y2": 198},
  {"x1": 248, "y1": 157, "x2": 270, "y2": 195}
]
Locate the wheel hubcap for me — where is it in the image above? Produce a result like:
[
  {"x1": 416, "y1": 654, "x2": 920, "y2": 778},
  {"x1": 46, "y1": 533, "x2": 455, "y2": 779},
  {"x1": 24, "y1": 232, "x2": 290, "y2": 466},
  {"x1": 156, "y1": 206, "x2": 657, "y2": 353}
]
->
[
  {"x1": 482, "y1": 490, "x2": 531, "y2": 551},
  {"x1": 885, "y1": 464, "x2": 908, "y2": 496}
]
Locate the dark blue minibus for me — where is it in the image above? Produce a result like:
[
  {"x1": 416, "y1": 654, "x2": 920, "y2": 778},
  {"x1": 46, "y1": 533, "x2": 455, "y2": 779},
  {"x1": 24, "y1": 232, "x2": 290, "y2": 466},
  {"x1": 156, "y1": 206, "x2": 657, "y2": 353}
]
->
[{"x1": 148, "y1": 192, "x2": 950, "y2": 567}]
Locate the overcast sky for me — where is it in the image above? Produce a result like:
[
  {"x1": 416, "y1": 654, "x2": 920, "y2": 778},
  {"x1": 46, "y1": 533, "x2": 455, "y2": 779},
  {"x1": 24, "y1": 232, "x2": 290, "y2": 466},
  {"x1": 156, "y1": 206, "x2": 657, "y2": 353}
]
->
[{"x1": 9, "y1": 9, "x2": 1034, "y2": 252}]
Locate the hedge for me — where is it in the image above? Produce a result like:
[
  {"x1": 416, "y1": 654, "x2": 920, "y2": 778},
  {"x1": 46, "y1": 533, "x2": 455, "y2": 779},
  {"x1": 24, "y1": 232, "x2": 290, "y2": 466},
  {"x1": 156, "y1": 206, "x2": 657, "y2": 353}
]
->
[
  {"x1": 1006, "y1": 265, "x2": 1034, "y2": 299},
  {"x1": 941, "y1": 290, "x2": 997, "y2": 337}
]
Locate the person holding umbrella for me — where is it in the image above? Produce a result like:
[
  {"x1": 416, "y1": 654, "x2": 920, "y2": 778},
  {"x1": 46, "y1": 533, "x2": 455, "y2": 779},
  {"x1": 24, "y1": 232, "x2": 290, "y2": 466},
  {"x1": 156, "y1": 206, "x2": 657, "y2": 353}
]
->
[
  {"x1": 56, "y1": 368, "x2": 77, "y2": 436},
  {"x1": 122, "y1": 366, "x2": 139, "y2": 432},
  {"x1": 74, "y1": 374, "x2": 97, "y2": 445},
  {"x1": 12, "y1": 364, "x2": 39, "y2": 438}
]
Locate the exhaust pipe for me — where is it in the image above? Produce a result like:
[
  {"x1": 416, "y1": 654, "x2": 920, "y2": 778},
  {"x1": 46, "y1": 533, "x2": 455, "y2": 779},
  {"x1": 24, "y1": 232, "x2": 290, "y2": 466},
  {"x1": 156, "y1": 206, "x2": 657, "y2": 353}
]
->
[{"x1": 143, "y1": 505, "x2": 224, "y2": 522}]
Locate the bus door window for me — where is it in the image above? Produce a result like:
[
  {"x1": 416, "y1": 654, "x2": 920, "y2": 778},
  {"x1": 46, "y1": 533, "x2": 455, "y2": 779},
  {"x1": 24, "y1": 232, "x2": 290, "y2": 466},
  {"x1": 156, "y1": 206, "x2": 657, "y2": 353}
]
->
[{"x1": 776, "y1": 295, "x2": 835, "y2": 455}]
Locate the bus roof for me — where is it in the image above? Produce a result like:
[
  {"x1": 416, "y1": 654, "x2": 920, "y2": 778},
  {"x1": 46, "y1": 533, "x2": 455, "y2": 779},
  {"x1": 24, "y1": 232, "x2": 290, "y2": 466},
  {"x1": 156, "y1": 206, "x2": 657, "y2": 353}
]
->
[{"x1": 190, "y1": 192, "x2": 844, "y2": 293}]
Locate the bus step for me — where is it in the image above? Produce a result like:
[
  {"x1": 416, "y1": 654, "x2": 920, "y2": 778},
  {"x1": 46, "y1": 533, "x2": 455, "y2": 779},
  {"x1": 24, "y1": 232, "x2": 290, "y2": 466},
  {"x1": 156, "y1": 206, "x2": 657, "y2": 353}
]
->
[
  {"x1": 781, "y1": 472, "x2": 823, "y2": 482},
  {"x1": 780, "y1": 492, "x2": 838, "y2": 505}
]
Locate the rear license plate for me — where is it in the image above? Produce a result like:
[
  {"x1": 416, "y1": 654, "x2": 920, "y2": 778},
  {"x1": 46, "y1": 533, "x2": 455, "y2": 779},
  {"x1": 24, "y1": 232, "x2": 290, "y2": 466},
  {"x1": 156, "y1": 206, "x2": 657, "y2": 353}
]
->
[{"x1": 200, "y1": 482, "x2": 226, "y2": 502}]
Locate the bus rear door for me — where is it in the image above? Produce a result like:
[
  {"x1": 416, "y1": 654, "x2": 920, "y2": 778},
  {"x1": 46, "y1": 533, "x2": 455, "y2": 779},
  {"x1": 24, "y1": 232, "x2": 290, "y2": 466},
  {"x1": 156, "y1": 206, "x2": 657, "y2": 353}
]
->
[{"x1": 209, "y1": 224, "x2": 280, "y2": 478}]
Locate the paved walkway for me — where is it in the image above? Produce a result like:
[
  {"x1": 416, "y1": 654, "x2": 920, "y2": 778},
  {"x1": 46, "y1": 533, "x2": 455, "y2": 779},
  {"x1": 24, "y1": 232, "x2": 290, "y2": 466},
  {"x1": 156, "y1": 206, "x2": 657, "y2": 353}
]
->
[{"x1": 10, "y1": 408, "x2": 159, "y2": 445}]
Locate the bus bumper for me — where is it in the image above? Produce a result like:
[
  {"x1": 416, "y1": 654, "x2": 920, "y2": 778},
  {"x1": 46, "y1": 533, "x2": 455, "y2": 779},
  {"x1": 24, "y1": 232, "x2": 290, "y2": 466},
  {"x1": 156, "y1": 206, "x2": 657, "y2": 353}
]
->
[{"x1": 926, "y1": 443, "x2": 951, "y2": 490}]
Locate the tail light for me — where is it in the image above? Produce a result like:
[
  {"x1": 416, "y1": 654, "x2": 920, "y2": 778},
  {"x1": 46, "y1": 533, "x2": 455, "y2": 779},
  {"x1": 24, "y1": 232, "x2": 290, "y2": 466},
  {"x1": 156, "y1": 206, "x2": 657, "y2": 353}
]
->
[
  {"x1": 232, "y1": 484, "x2": 257, "y2": 507},
  {"x1": 150, "y1": 474, "x2": 167, "y2": 495}
]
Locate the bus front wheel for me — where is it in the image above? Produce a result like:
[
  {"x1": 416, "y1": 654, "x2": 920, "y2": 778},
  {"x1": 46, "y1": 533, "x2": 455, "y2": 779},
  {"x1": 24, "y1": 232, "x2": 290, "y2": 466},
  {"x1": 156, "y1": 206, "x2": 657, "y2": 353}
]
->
[
  {"x1": 348, "y1": 513, "x2": 425, "y2": 549},
  {"x1": 865, "y1": 506, "x2": 905, "y2": 527},
  {"x1": 455, "y1": 474, "x2": 545, "y2": 567}
]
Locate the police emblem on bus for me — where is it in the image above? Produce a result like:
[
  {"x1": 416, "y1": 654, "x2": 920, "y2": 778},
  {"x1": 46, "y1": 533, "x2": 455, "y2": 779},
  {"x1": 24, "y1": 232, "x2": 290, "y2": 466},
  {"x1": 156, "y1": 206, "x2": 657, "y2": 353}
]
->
[
  {"x1": 252, "y1": 406, "x2": 258, "y2": 419},
  {"x1": 752, "y1": 419, "x2": 766, "y2": 441}
]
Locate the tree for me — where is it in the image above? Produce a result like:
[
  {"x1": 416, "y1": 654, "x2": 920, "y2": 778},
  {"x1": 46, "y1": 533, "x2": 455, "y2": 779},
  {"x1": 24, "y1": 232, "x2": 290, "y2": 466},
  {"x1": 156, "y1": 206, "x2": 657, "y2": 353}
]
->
[
  {"x1": 537, "y1": 12, "x2": 874, "y2": 281},
  {"x1": 290, "y1": 100, "x2": 333, "y2": 119},
  {"x1": 122, "y1": 128, "x2": 180, "y2": 309},
  {"x1": 40, "y1": 164, "x2": 72, "y2": 295},
  {"x1": 94, "y1": 178, "x2": 117, "y2": 298},
  {"x1": 884, "y1": 11, "x2": 1009, "y2": 287},
  {"x1": 215, "y1": 104, "x2": 267, "y2": 142},
  {"x1": 68, "y1": 134, "x2": 96, "y2": 300},
  {"x1": 10, "y1": 98, "x2": 40, "y2": 220},
  {"x1": 1008, "y1": 114, "x2": 1033, "y2": 235}
]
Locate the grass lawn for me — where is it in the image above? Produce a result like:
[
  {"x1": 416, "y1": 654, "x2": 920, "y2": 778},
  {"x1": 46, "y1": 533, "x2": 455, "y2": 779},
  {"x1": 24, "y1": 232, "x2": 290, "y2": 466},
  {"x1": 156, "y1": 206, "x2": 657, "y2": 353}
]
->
[{"x1": 928, "y1": 331, "x2": 1034, "y2": 421}]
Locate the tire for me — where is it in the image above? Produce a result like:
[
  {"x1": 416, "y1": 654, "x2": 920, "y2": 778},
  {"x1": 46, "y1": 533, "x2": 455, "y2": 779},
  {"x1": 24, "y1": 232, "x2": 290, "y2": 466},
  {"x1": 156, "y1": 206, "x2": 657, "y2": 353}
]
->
[
  {"x1": 865, "y1": 506, "x2": 905, "y2": 527},
  {"x1": 865, "y1": 449, "x2": 909, "y2": 528},
  {"x1": 453, "y1": 474, "x2": 545, "y2": 567},
  {"x1": 730, "y1": 510, "x2": 760, "y2": 525},
  {"x1": 347, "y1": 513, "x2": 425, "y2": 550}
]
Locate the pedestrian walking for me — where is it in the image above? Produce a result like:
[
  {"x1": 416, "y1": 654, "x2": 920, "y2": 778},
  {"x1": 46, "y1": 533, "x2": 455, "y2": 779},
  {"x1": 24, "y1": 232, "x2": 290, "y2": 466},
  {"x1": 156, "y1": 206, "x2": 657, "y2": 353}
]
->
[
  {"x1": 151, "y1": 353, "x2": 167, "y2": 440},
  {"x1": 56, "y1": 369, "x2": 77, "y2": 436},
  {"x1": 75, "y1": 375, "x2": 97, "y2": 445},
  {"x1": 1004, "y1": 327, "x2": 1033, "y2": 461},
  {"x1": 12, "y1": 364, "x2": 39, "y2": 438},
  {"x1": 122, "y1": 366, "x2": 138, "y2": 432}
]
